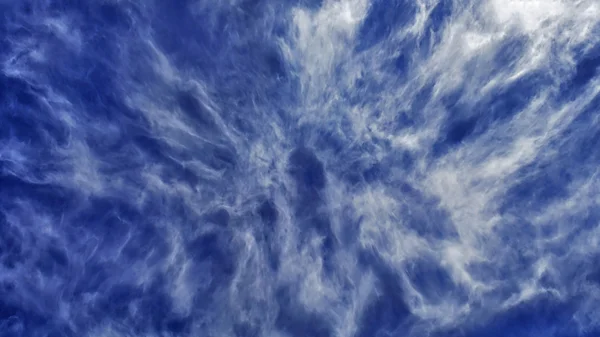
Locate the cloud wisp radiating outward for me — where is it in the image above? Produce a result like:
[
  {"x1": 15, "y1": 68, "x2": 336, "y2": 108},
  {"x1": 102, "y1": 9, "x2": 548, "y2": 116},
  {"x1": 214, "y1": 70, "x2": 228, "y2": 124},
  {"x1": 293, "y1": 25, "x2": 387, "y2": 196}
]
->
[{"x1": 0, "y1": 0, "x2": 599, "y2": 336}]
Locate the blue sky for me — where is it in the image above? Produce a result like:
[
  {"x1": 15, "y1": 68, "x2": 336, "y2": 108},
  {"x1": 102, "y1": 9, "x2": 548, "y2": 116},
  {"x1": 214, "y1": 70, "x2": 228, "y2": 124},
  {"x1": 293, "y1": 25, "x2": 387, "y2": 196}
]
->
[{"x1": 1, "y1": 0, "x2": 600, "y2": 336}]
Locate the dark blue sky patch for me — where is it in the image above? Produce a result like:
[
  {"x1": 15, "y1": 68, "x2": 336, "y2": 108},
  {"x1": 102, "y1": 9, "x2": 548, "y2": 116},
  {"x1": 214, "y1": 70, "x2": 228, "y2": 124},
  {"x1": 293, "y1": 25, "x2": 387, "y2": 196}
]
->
[
  {"x1": 468, "y1": 295, "x2": 579, "y2": 337},
  {"x1": 288, "y1": 147, "x2": 327, "y2": 191},
  {"x1": 274, "y1": 286, "x2": 333, "y2": 337},
  {"x1": 0, "y1": 216, "x2": 24, "y2": 270},
  {"x1": 431, "y1": 116, "x2": 478, "y2": 157},
  {"x1": 480, "y1": 72, "x2": 550, "y2": 123},
  {"x1": 71, "y1": 261, "x2": 112, "y2": 298},
  {"x1": 257, "y1": 199, "x2": 278, "y2": 228},
  {"x1": 98, "y1": 283, "x2": 143, "y2": 320},
  {"x1": 176, "y1": 90, "x2": 219, "y2": 131},
  {"x1": 356, "y1": 249, "x2": 412, "y2": 337},
  {"x1": 205, "y1": 207, "x2": 231, "y2": 228},
  {"x1": 554, "y1": 96, "x2": 600, "y2": 164},
  {"x1": 411, "y1": 83, "x2": 435, "y2": 114},
  {"x1": 0, "y1": 174, "x2": 75, "y2": 213},
  {"x1": 0, "y1": 300, "x2": 48, "y2": 336},
  {"x1": 94, "y1": 2, "x2": 135, "y2": 31},
  {"x1": 405, "y1": 256, "x2": 457, "y2": 304},
  {"x1": 500, "y1": 162, "x2": 574, "y2": 214},
  {"x1": 569, "y1": 49, "x2": 600, "y2": 90},
  {"x1": 427, "y1": 0, "x2": 454, "y2": 35},
  {"x1": 120, "y1": 223, "x2": 169, "y2": 263},
  {"x1": 203, "y1": 143, "x2": 239, "y2": 172},
  {"x1": 186, "y1": 231, "x2": 237, "y2": 288},
  {"x1": 35, "y1": 242, "x2": 69, "y2": 278},
  {"x1": 444, "y1": 117, "x2": 478, "y2": 145},
  {"x1": 356, "y1": 0, "x2": 417, "y2": 51},
  {"x1": 362, "y1": 161, "x2": 385, "y2": 183},
  {"x1": 234, "y1": 321, "x2": 261, "y2": 337}
]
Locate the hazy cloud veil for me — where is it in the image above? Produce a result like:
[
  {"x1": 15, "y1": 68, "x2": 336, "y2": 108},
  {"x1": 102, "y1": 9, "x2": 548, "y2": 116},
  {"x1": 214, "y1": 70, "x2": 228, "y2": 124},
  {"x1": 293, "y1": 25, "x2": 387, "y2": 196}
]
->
[{"x1": 1, "y1": 0, "x2": 600, "y2": 336}]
